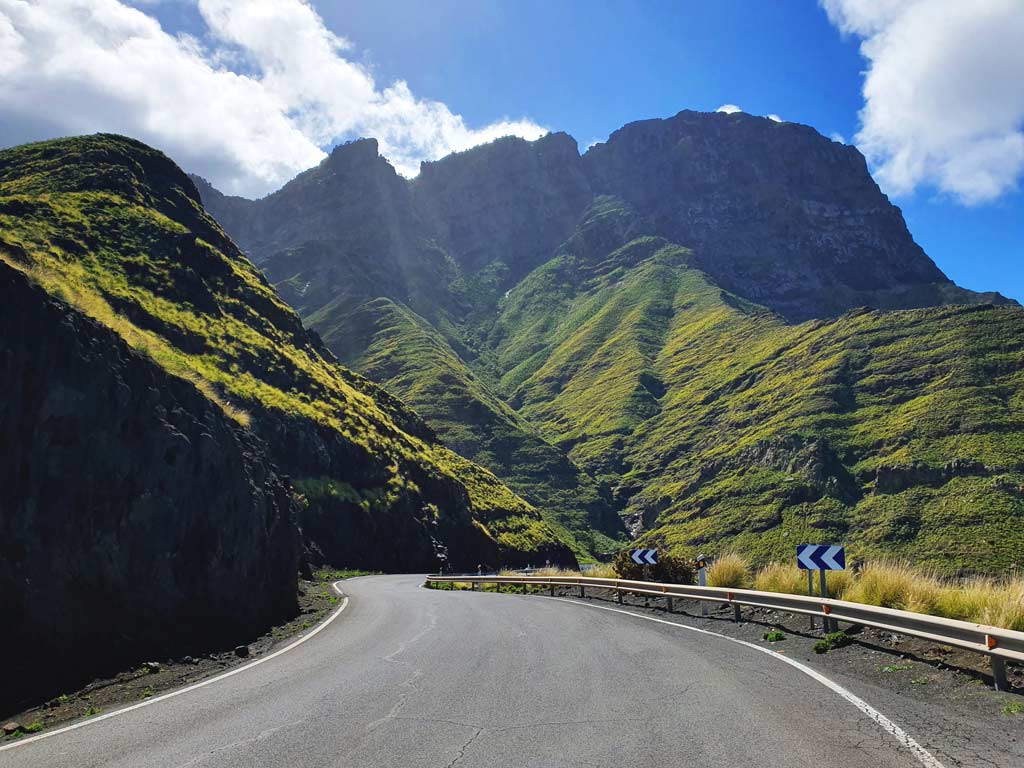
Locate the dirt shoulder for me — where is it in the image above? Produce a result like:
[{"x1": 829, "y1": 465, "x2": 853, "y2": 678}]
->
[{"x1": 1, "y1": 572, "x2": 365, "y2": 743}]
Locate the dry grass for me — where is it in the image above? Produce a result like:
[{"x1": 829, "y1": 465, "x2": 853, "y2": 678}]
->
[
  {"x1": 753, "y1": 562, "x2": 807, "y2": 595},
  {"x1": 753, "y1": 559, "x2": 1024, "y2": 631},
  {"x1": 511, "y1": 564, "x2": 618, "y2": 579},
  {"x1": 706, "y1": 552, "x2": 752, "y2": 589}
]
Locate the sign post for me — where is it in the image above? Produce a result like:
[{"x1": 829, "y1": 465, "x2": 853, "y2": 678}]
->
[
  {"x1": 630, "y1": 549, "x2": 658, "y2": 606},
  {"x1": 797, "y1": 544, "x2": 846, "y2": 633},
  {"x1": 696, "y1": 555, "x2": 708, "y2": 617}
]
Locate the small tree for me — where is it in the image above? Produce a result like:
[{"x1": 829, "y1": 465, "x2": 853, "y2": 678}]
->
[{"x1": 612, "y1": 550, "x2": 695, "y2": 585}]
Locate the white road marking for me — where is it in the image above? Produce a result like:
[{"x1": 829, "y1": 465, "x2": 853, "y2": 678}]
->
[
  {"x1": 542, "y1": 595, "x2": 946, "y2": 768},
  {"x1": 0, "y1": 582, "x2": 350, "y2": 753}
]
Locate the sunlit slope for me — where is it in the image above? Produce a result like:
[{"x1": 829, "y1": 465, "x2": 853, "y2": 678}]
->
[
  {"x1": 0, "y1": 134, "x2": 574, "y2": 569},
  {"x1": 322, "y1": 295, "x2": 628, "y2": 560},
  {"x1": 490, "y1": 203, "x2": 1024, "y2": 572}
]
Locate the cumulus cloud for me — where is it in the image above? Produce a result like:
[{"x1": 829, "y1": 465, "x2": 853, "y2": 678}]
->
[
  {"x1": 715, "y1": 104, "x2": 743, "y2": 114},
  {"x1": 822, "y1": 0, "x2": 1024, "y2": 204},
  {"x1": 0, "y1": 0, "x2": 546, "y2": 197},
  {"x1": 830, "y1": 132, "x2": 847, "y2": 144},
  {"x1": 766, "y1": 114, "x2": 783, "y2": 123}
]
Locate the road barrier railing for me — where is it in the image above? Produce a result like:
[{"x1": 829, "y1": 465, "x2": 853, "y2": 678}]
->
[{"x1": 425, "y1": 574, "x2": 1024, "y2": 690}]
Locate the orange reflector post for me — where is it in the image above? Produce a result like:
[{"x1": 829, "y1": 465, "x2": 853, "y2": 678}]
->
[
  {"x1": 986, "y1": 635, "x2": 997, "y2": 650},
  {"x1": 822, "y1": 605, "x2": 831, "y2": 615}
]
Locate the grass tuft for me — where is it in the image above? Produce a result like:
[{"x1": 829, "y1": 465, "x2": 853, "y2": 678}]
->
[{"x1": 706, "y1": 552, "x2": 752, "y2": 589}]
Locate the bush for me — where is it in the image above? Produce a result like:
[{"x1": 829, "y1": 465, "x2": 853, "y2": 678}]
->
[
  {"x1": 814, "y1": 631, "x2": 853, "y2": 654},
  {"x1": 762, "y1": 630, "x2": 786, "y2": 642},
  {"x1": 612, "y1": 550, "x2": 695, "y2": 584},
  {"x1": 706, "y1": 552, "x2": 751, "y2": 589}
]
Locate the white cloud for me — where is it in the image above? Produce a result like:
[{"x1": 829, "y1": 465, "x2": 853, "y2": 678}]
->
[
  {"x1": 822, "y1": 0, "x2": 1024, "y2": 204},
  {"x1": 715, "y1": 104, "x2": 743, "y2": 114},
  {"x1": 766, "y1": 114, "x2": 782, "y2": 123},
  {"x1": 830, "y1": 132, "x2": 847, "y2": 144},
  {"x1": 0, "y1": 0, "x2": 546, "y2": 197}
]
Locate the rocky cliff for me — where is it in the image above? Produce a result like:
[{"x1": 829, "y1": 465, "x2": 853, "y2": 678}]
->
[
  {"x1": 583, "y1": 110, "x2": 1008, "y2": 321},
  {"x1": 0, "y1": 261, "x2": 298, "y2": 711}
]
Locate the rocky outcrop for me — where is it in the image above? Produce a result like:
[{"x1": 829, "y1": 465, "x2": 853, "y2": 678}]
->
[
  {"x1": 872, "y1": 459, "x2": 990, "y2": 495},
  {"x1": 582, "y1": 110, "x2": 1011, "y2": 321},
  {"x1": 410, "y1": 132, "x2": 593, "y2": 284},
  {"x1": 0, "y1": 262, "x2": 298, "y2": 711}
]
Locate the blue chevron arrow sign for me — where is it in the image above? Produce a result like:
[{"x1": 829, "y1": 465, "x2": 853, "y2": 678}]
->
[
  {"x1": 797, "y1": 544, "x2": 846, "y2": 571},
  {"x1": 630, "y1": 549, "x2": 658, "y2": 565}
]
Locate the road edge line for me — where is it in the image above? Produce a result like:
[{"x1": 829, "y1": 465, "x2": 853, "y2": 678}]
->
[
  {"x1": 0, "y1": 581, "x2": 351, "y2": 753},
  {"x1": 541, "y1": 595, "x2": 946, "y2": 768}
]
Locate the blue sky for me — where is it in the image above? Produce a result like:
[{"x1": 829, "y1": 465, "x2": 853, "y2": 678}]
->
[{"x1": 2, "y1": 0, "x2": 1021, "y2": 302}]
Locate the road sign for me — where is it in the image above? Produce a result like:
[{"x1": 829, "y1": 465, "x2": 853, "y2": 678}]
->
[
  {"x1": 794, "y1": 544, "x2": 843, "y2": 573},
  {"x1": 630, "y1": 549, "x2": 658, "y2": 565},
  {"x1": 797, "y1": 544, "x2": 845, "y2": 570}
]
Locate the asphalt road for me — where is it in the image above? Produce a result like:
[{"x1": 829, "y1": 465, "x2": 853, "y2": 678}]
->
[{"x1": 2, "y1": 575, "x2": 947, "y2": 768}]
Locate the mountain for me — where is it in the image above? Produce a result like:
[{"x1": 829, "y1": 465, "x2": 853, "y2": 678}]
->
[
  {"x1": 0, "y1": 135, "x2": 573, "y2": 707},
  {"x1": 195, "y1": 109, "x2": 1023, "y2": 572}
]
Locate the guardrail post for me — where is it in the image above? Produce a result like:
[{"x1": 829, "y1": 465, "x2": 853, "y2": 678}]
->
[
  {"x1": 616, "y1": 587, "x2": 623, "y2": 604},
  {"x1": 521, "y1": 582, "x2": 527, "y2": 595},
  {"x1": 549, "y1": 583, "x2": 555, "y2": 596},
  {"x1": 579, "y1": 584, "x2": 585, "y2": 598},
  {"x1": 991, "y1": 657, "x2": 1009, "y2": 691},
  {"x1": 666, "y1": 596, "x2": 674, "y2": 613},
  {"x1": 698, "y1": 563, "x2": 708, "y2": 617},
  {"x1": 733, "y1": 604, "x2": 741, "y2": 623}
]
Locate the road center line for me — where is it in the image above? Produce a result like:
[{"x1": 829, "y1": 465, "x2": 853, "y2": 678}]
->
[
  {"x1": 0, "y1": 582, "x2": 351, "y2": 753},
  {"x1": 540, "y1": 595, "x2": 946, "y2": 768}
]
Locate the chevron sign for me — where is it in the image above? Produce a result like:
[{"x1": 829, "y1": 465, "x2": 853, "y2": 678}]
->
[
  {"x1": 797, "y1": 544, "x2": 845, "y2": 571},
  {"x1": 630, "y1": 549, "x2": 658, "y2": 565}
]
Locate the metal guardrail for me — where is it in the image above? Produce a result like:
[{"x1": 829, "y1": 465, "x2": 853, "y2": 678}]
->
[{"x1": 425, "y1": 574, "x2": 1024, "y2": 691}]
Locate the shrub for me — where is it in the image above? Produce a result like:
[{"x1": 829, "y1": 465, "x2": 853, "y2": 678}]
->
[
  {"x1": 706, "y1": 552, "x2": 751, "y2": 589},
  {"x1": 814, "y1": 631, "x2": 853, "y2": 654},
  {"x1": 612, "y1": 550, "x2": 695, "y2": 584},
  {"x1": 762, "y1": 630, "x2": 786, "y2": 642}
]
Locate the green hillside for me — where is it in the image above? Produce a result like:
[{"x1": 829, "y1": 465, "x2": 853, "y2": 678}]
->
[
  {"x1": 0, "y1": 134, "x2": 574, "y2": 570},
  {"x1": 489, "y1": 203, "x2": 1024, "y2": 572},
  {"x1": 194, "y1": 114, "x2": 1024, "y2": 575},
  {"x1": 323, "y1": 296, "x2": 627, "y2": 560}
]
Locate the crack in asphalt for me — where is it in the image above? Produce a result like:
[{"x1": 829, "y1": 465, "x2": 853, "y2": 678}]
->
[
  {"x1": 175, "y1": 719, "x2": 306, "y2": 767},
  {"x1": 366, "y1": 604, "x2": 440, "y2": 731},
  {"x1": 442, "y1": 726, "x2": 483, "y2": 768}
]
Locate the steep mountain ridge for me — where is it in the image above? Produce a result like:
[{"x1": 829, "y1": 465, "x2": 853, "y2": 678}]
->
[{"x1": 194, "y1": 109, "x2": 1022, "y2": 570}]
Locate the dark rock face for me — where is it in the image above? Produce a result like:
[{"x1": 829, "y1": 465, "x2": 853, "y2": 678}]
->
[
  {"x1": 0, "y1": 263, "x2": 298, "y2": 712},
  {"x1": 199, "y1": 110, "x2": 1012, "y2": 324},
  {"x1": 410, "y1": 132, "x2": 593, "y2": 284},
  {"x1": 582, "y1": 110, "x2": 1008, "y2": 320}
]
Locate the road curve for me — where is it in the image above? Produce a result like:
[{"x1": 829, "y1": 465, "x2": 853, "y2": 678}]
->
[{"x1": 2, "y1": 575, "x2": 938, "y2": 768}]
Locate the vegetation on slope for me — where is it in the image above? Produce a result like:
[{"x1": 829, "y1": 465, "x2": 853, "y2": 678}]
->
[
  {"x1": 0, "y1": 134, "x2": 573, "y2": 569},
  {"x1": 322, "y1": 296, "x2": 627, "y2": 560},
  {"x1": 488, "y1": 199, "x2": 1024, "y2": 573}
]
